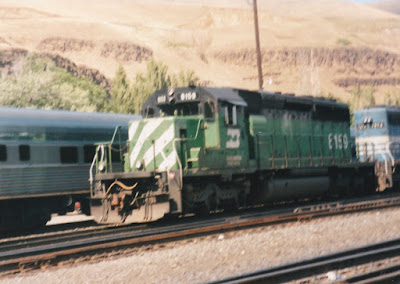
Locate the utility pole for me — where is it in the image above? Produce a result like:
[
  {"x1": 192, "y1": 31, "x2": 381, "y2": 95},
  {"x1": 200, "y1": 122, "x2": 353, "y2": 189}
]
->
[{"x1": 253, "y1": 0, "x2": 263, "y2": 90}]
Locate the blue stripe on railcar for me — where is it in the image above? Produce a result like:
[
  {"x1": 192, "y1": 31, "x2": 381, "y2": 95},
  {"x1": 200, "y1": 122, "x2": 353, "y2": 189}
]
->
[{"x1": 354, "y1": 106, "x2": 400, "y2": 162}]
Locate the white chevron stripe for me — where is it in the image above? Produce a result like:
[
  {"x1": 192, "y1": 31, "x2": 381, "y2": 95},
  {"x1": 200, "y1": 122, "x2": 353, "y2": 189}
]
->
[
  {"x1": 143, "y1": 124, "x2": 175, "y2": 167},
  {"x1": 158, "y1": 151, "x2": 177, "y2": 171},
  {"x1": 128, "y1": 120, "x2": 140, "y2": 141},
  {"x1": 130, "y1": 118, "x2": 164, "y2": 167}
]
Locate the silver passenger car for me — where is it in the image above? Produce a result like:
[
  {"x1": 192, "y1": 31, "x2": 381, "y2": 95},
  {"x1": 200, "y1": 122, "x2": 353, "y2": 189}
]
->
[{"x1": 0, "y1": 107, "x2": 138, "y2": 230}]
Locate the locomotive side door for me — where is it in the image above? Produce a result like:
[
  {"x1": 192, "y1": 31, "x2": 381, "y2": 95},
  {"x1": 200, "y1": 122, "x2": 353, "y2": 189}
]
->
[
  {"x1": 204, "y1": 101, "x2": 220, "y2": 149},
  {"x1": 221, "y1": 102, "x2": 249, "y2": 168}
]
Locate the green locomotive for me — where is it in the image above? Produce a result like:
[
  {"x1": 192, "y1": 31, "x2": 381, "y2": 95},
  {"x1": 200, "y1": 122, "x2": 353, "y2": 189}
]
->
[{"x1": 90, "y1": 87, "x2": 377, "y2": 224}]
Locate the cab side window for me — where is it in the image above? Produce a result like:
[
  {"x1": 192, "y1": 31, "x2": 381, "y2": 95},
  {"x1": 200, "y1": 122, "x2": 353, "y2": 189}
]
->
[
  {"x1": 204, "y1": 102, "x2": 215, "y2": 120},
  {"x1": 224, "y1": 104, "x2": 237, "y2": 126},
  {"x1": 145, "y1": 107, "x2": 155, "y2": 118}
]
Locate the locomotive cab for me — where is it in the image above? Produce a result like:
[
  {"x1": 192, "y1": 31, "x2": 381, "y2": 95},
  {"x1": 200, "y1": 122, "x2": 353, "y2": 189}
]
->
[{"x1": 139, "y1": 87, "x2": 253, "y2": 173}]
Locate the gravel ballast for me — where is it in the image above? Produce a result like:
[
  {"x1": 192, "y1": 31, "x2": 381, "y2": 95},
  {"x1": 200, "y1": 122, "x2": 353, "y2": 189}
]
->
[{"x1": 3, "y1": 208, "x2": 400, "y2": 283}]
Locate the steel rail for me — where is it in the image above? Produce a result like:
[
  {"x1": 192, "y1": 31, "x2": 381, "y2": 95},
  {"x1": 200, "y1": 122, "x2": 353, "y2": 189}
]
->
[
  {"x1": 212, "y1": 239, "x2": 400, "y2": 284},
  {"x1": 0, "y1": 223, "x2": 141, "y2": 254},
  {"x1": 0, "y1": 195, "x2": 400, "y2": 275},
  {"x1": 342, "y1": 262, "x2": 400, "y2": 283}
]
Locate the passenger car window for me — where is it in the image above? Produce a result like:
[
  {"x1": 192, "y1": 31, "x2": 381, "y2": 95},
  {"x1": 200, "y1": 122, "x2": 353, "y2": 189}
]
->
[
  {"x1": 19, "y1": 145, "x2": 30, "y2": 161},
  {"x1": 0, "y1": 145, "x2": 7, "y2": 161},
  {"x1": 60, "y1": 146, "x2": 78, "y2": 163},
  {"x1": 84, "y1": 145, "x2": 96, "y2": 163}
]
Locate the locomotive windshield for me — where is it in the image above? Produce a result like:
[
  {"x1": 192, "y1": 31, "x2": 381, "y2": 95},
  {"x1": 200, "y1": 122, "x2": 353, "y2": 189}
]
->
[
  {"x1": 158, "y1": 102, "x2": 200, "y2": 117},
  {"x1": 144, "y1": 101, "x2": 215, "y2": 119},
  {"x1": 142, "y1": 88, "x2": 221, "y2": 119}
]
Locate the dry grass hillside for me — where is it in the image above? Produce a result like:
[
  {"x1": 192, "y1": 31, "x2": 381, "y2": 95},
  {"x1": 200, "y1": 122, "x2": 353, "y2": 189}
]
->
[
  {"x1": 0, "y1": 0, "x2": 399, "y2": 103},
  {"x1": 370, "y1": 0, "x2": 400, "y2": 15}
]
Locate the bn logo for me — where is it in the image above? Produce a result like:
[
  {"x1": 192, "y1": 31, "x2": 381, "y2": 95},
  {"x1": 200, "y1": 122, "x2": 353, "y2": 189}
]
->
[{"x1": 226, "y1": 129, "x2": 240, "y2": 149}]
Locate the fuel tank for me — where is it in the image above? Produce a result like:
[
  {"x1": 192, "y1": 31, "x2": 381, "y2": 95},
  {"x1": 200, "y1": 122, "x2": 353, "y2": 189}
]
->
[{"x1": 258, "y1": 176, "x2": 330, "y2": 202}]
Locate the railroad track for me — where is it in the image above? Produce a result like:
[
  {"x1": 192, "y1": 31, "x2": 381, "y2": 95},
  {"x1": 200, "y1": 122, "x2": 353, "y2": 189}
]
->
[
  {"x1": 1, "y1": 194, "x2": 400, "y2": 276},
  {"x1": 213, "y1": 238, "x2": 400, "y2": 283},
  {"x1": 0, "y1": 217, "x2": 97, "y2": 240},
  {"x1": 0, "y1": 223, "x2": 143, "y2": 255}
]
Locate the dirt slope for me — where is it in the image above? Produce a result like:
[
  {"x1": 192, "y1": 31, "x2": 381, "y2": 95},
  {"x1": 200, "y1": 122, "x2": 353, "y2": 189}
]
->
[
  {"x1": 0, "y1": 0, "x2": 399, "y2": 102},
  {"x1": 369, "y1": 0, "x2": 400, "y2": 15}
]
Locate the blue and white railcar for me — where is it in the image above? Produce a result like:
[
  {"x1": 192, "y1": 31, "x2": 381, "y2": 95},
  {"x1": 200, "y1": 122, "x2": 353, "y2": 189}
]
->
[
  {"x1": 0, "y1": 107, "x2": 138, "y2": 230},
  {"x1": 354, "y1": 106, "x2": 400, "y2": 163}
]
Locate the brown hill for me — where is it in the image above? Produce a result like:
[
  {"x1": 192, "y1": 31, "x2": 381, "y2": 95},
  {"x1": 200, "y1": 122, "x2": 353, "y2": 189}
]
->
[
  {"x1": 0, "y1": 0, "x2": 399, "y2": 103},
  {"x1": 369, "y1": 0, "x2": 400, "y2": 15}
]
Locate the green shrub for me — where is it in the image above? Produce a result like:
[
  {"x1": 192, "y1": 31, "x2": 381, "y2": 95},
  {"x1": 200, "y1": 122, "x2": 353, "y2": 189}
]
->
[
  {"x1": 0, "y1": 53, "x2": 201, "y2": 114},
  {"x1": 0, "y1": 53, "x2": 110, "y2": 112},
  {"x1": 336, "y1": 38, "x2": 351, "y2": 46}
]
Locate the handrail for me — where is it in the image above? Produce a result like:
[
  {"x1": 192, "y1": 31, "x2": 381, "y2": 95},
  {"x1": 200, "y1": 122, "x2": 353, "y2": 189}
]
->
[
  {"x1": 93, "y1": 126, "x2": 124, "y2": 175},
  {"x1": 89, "y1": 145, "x2": 103, "y2": 196},
  {"x1": 89, "y1": 149, "x2": 98, "y2": 197},
  {"x1": 89, "y1": 126, "x2": 123, "y2": 195},
  {"x1": 110, "y1": 126, "x2": 122, "y2": 145},
  {"x1": 171, "y1": 119, "x2": 203, "y2": 189}
]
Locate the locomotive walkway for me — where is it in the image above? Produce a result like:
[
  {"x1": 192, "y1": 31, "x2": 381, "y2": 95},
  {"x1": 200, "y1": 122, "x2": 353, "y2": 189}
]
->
[{"x1": 1, "y1": 194, "x2": 400, "y2": 277}]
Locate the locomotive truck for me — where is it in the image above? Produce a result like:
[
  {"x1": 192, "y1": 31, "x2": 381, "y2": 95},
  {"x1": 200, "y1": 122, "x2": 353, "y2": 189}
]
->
[{"x1": 90, "y1": 87, "x2": 386, "y2": 224}]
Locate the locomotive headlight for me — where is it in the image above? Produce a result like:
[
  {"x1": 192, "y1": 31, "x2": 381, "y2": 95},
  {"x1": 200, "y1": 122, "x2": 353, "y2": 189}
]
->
[
  {"x1": 136, "y1": 161, "x2": 142, "y2": 170},
  {"x1": 98, "y1": 163, "x2": 105, "y2": 172}
]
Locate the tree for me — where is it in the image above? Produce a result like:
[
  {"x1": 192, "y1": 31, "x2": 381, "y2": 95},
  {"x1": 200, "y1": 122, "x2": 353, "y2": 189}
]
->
[
  {"x1": 363, "y1": 85, "x2": 375, "y2": 106},
  {"x1": 110, "y1": 65, "x2": 130, "y2": 113},
  {"x1": 108, "y1": 59, "x2": 200, "y2": 114},
  {"x1": 130, "y1": 59, "x2": 171, "y2": 113},
  {"x1": 348, "y1": 85, "x2": 375, "y2": 125},
  {"x1": 171, "y1": 70, "x2": 199, "y2": 88},
  {"x1": 384, "y1": 88, "x2": 400, "y2": 106}
]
